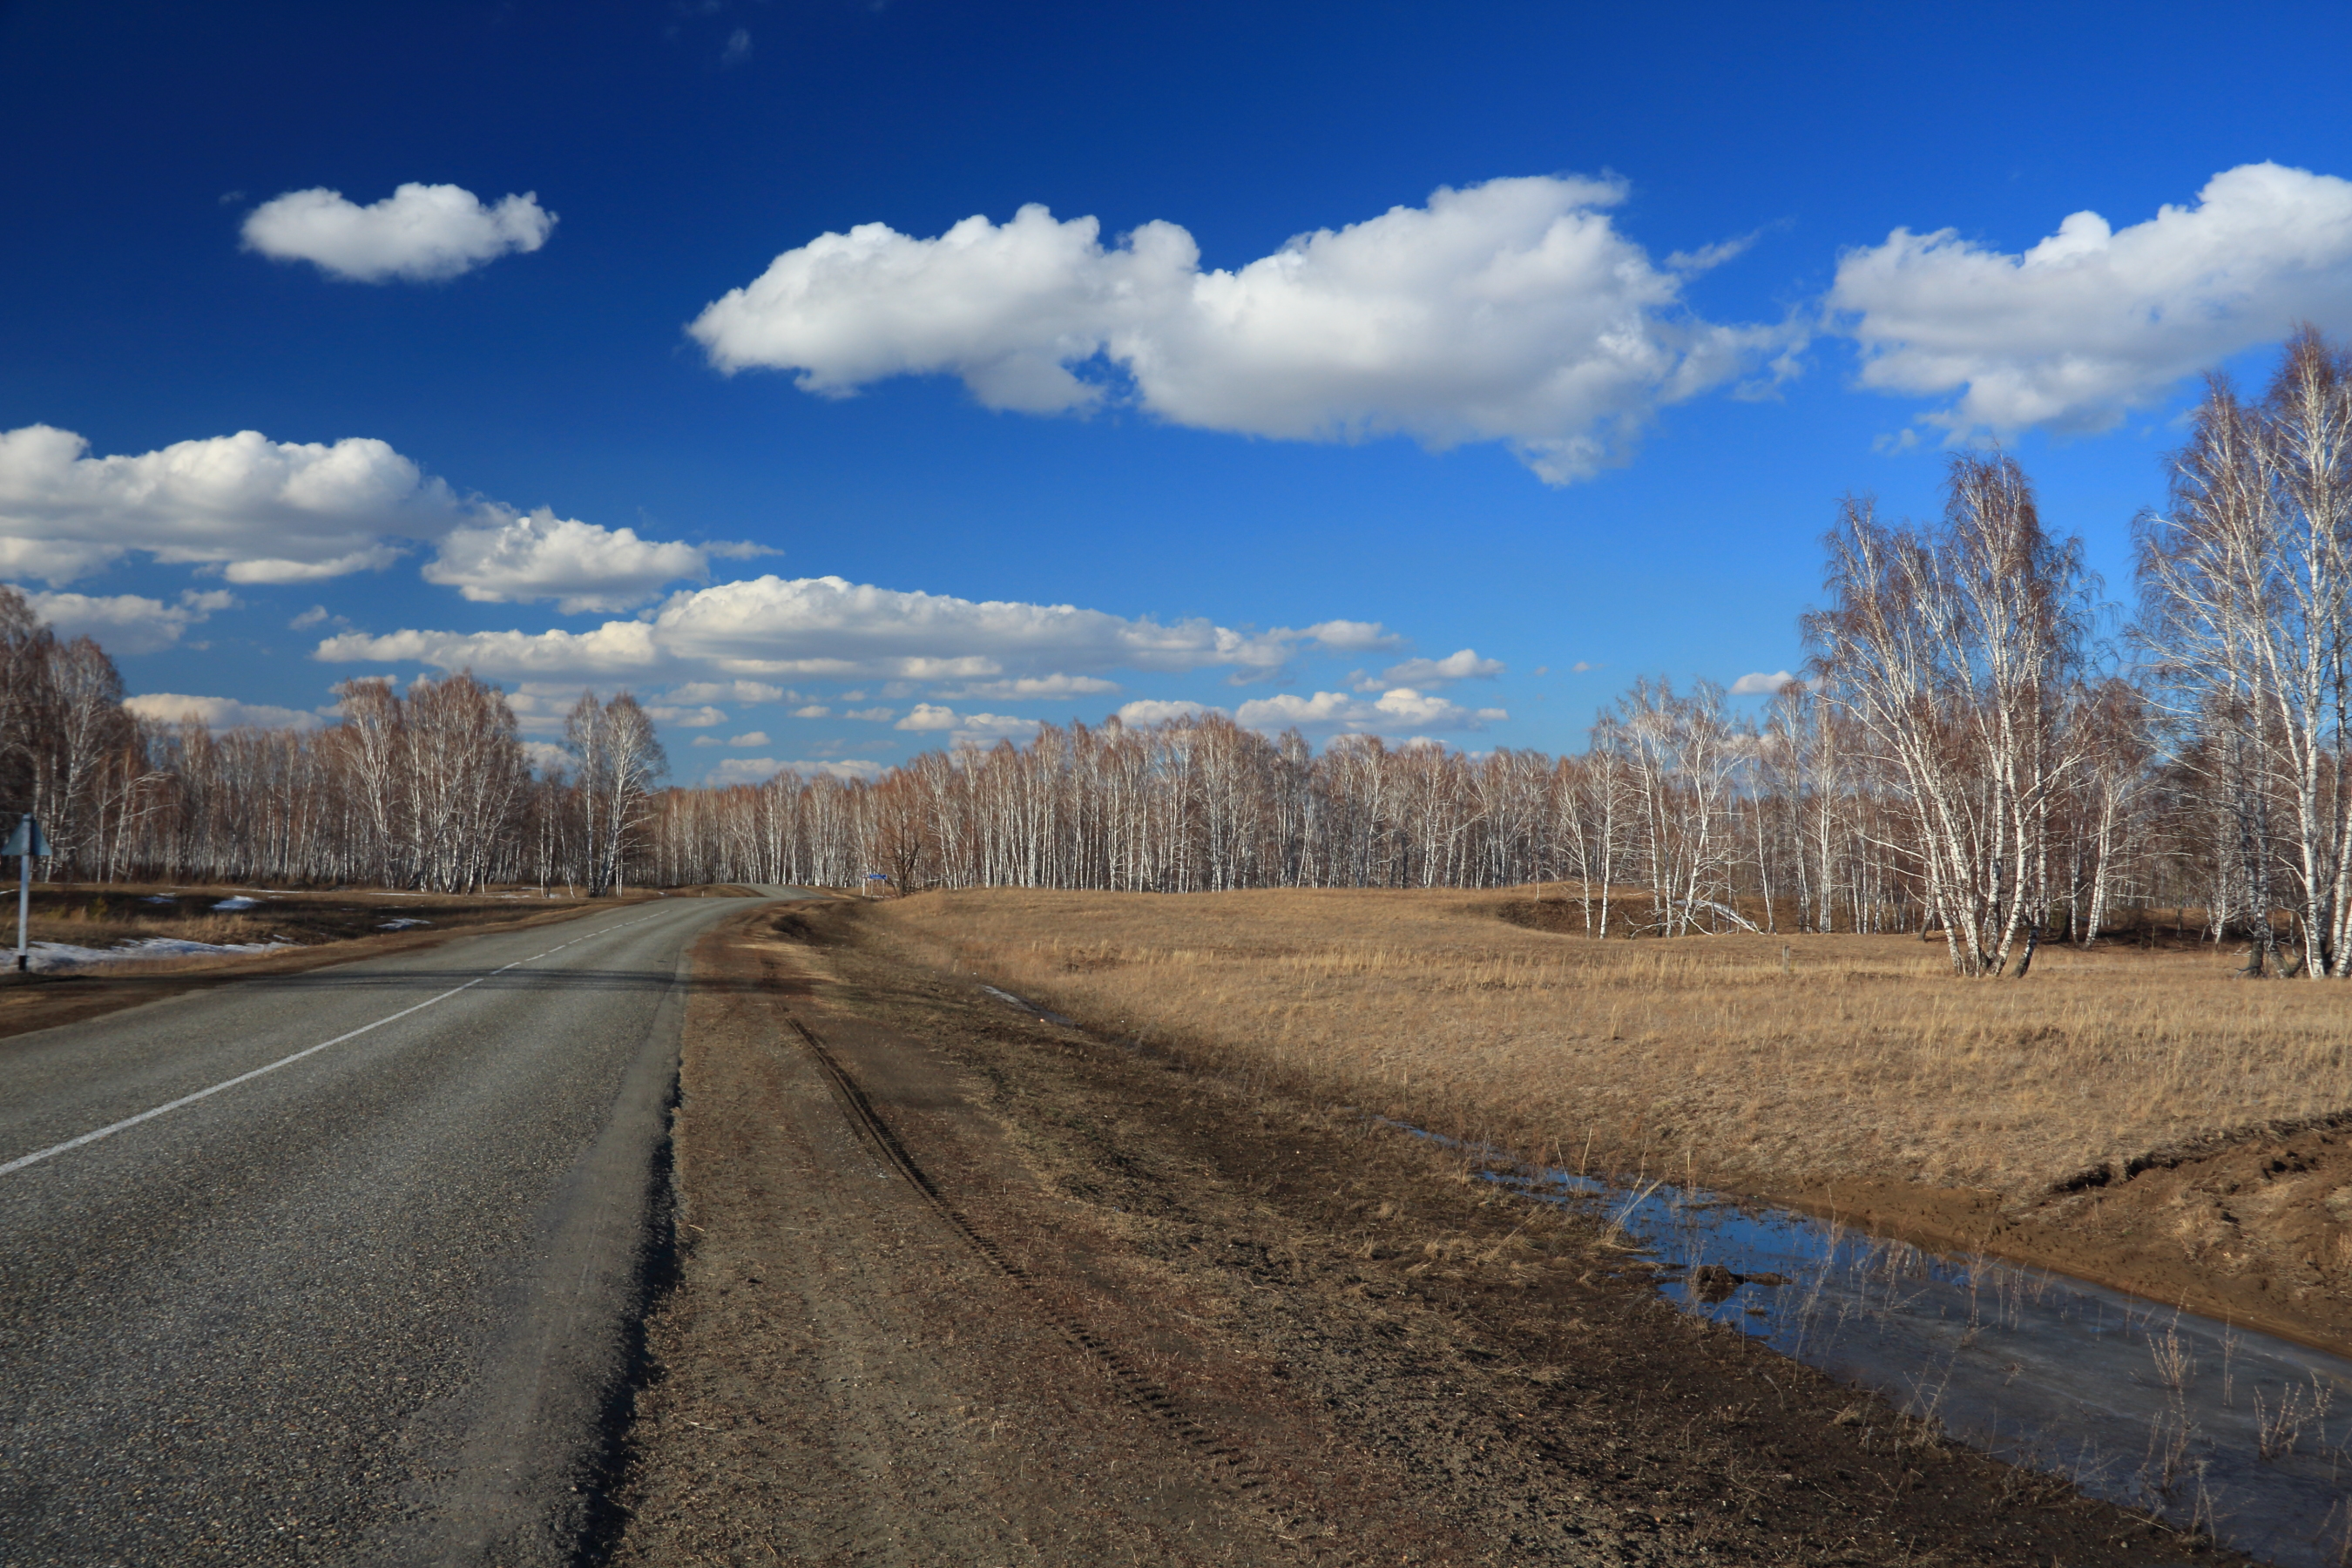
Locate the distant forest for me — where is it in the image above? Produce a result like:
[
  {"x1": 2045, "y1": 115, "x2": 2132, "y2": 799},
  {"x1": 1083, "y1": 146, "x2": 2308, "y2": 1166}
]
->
[{"x1": 3, "y1": 334, "x2": 2349, "y2": 978}]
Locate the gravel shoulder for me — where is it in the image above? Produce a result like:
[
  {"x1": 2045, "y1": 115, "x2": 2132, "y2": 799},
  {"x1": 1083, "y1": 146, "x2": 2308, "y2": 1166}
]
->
[{"x1": 617, "y1": 902, "x2": 2235, "y2": 1565}]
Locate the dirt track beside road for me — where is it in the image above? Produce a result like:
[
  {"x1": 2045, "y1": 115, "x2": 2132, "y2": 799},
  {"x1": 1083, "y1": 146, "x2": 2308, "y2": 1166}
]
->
[{"x1": 612, "y1": 901, "x2": 2234, "y2": 1565}]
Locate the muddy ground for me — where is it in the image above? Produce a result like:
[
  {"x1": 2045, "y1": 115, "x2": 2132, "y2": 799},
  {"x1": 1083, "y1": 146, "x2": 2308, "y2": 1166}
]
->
[{"x1": 611, "y1": 900, "x2": 2235, "y2": 1566}]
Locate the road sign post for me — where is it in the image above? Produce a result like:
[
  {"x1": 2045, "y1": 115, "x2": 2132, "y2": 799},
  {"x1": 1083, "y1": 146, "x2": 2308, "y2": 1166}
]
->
[{"x1": 7, "y1": 814, "x2": 51, "y2": 973}]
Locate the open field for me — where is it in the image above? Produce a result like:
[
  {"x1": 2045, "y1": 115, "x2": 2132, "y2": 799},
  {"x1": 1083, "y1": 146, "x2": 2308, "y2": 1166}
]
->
[{"x1": 868, "y1": 887, "x2": 2352, "y2": 1351}]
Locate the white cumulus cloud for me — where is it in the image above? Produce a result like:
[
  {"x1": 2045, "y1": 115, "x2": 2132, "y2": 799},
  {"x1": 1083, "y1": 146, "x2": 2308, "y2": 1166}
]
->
[
  {"x1": 1830, "y1": 162, "x2": 2352, "y2": 436},
  {"x1": 666, "y1": 679, "x2": 789, "y2": 704},
  {"x1": 0, "y1": 424, "x2": 453, "y2": 585},
  {"x1": 242, "y1": 182, "x2": 556, "y2": 283},
  {"x1": 1365, "y1": 647, "x2": 1504, "y2": 689},
  {"x1": 316, "y1": 573, "x2": 1310, "y2": 686},
  {"x1": 122, "y1": 692, "x2": 323, "y2": 732},
  {"x1": 1305, "y1": 619, "x2": 1404, "y2": 652},
  {"x1": 689, "y1": 177, "x2": 1790, "y2": 483},
  {"x1": 643, "y1": 703, "x2": 728, "y2": 727},
  {"x1": 1728, "y1": 669, "x2": 1799, "y2": 696},
  {"x1": 27, "y1": 588, "x2": 233, "y2": 654},
  {"x1": 0, "y1": 424, "x2": 720, "y2": 610},
  {"x1": 709, "y1": 756, "x2": 885, "y2": 785},
  {"x1": 422, "y1": 507, "x2": 725, "y2": 612},
  {"x1": 726, "y1": 731, "x2": 771, "y2": 747},
  {"x1": 893, "y1": 703, "x2": 958, "y2": 731},
  {"x1": 893, "y1": 703, "x2": 1038, "y2": 746},
  {"x1": 319, "y1": 620, "x2": 662, "y2": 677},
  {"x1": 1233, "y1": 686, "x2": 1505, "y2": 737},
  {"x1": 935, "y1": 673, "x2": 1119, "y2": 700},
  {"x1": 1114, "y1": 699, "x2": 1219, "y2": 726}
]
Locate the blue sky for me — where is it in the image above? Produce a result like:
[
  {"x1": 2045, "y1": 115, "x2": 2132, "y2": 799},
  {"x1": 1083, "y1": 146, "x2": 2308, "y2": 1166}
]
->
[{"x1": 4, "y1": 0, "x2": 2350, "y2": 781}]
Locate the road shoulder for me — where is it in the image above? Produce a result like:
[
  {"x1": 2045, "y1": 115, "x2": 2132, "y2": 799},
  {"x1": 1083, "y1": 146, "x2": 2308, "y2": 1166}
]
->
[{"x1": 616, "y1": 901, "x2": 2230, "y2": 1565}]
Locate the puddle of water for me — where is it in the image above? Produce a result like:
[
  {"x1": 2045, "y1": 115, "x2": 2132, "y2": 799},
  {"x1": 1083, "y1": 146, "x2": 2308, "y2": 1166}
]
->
[
  {"x1": 1468, "y1": 1146, "x2": 2352, "y2": 1566},
  {"x1": 981, "y1": 985, "x2": 1074, "y2": 1026},
  {"x1": 964, "y1": 989, "x2": 2352, "y2": 1565}
]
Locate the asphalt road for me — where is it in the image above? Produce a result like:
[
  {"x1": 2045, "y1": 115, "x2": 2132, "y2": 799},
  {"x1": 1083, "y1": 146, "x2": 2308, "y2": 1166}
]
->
[{"x1": 0, "y1": 893, "x2": 790, "y2": 1566}]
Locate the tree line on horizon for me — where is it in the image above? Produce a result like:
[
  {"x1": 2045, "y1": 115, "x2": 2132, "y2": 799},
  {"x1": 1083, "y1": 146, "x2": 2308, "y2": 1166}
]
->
[{"x1": 3, "y1": 332, "x2": 2348, "y2": 978}]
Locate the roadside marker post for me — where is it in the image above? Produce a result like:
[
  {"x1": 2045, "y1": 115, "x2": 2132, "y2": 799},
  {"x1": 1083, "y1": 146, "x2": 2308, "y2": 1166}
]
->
[{"x1": 6, "y1": 814, "x2": 51, "y2": 973}]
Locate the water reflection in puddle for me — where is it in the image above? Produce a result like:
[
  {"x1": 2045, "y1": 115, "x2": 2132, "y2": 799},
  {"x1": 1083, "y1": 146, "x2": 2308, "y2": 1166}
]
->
[
  {"x1": 965, "y1": 979, "x2": 2352, "y2": 1565},
  {"x1": 1477, "y1": 1152, "x2": 2352, "y2": 1565}
]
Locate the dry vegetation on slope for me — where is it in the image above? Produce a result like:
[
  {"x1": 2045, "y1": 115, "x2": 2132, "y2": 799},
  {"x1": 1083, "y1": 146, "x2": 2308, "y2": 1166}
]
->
[
  {"x1": 869, "y1": 886, "x2": 2352, "y2": 1348},
  {"x1": 874, "y1": 887, "x2": 2352, "y2": 1197}
]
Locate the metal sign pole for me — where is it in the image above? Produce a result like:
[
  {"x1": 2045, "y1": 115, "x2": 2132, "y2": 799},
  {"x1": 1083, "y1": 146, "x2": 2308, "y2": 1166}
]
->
[{"x1": 9, "y1": 815, "x2": 49, "y2": 973}]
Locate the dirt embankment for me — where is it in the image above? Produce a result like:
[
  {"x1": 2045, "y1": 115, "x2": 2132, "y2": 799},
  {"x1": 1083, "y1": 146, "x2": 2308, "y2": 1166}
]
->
[{"x1": 612, "y1": 900, "x2": 2231, "y2": 1566}]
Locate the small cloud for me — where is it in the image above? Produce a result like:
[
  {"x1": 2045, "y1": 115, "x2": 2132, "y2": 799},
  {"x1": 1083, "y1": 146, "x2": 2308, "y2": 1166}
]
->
[
  {"x1": 1571, "y1": 660, "x2": 1598, "y2": 672},
  {"x1": 894, "y1": 703, "x2": 956, "y2": 732},
  {"x1": 1665, "y1": 233, "x2": 1760, "y2": 273},
  {"x1": 789, "y1": 704, "x2": 832, "y2": 719},
  {"x1": 1115, "y1": 699, "x2": 1219, "y2": 726},
  {"x1": 710, "y1": 756, "x2": 886, "y2": 785},
  {"x1": 28, "y1": 587, "x2": 233, "y2": 655},
  {"x1": 1305, "y1": 618, "x2": 1402, "y2": 652},
  {"x1": 1233, "y1": 686, "x2": 1503, "y2": 736},
  {"x1": 1532, "y1": 665, "x2": 1549, "y2": 676},
  {"x1": 704, "y1": 538, "x2": 774, "y2": 559},
  {"x1": 936, "y1": 673, "x2": 1119, "y2": 700},
  {"x1": 242, "y1": 182, "x2": 556, "y2": 283},
  {"x1": 1372, "y1": 647, "x2": 1504, "y2": 689},
  {"x1": 423, "y1": 506, "x2": 711, "y2": 612},
  {"x1": 669, "y1": 679, "x2": 787, "y2": 704},
  {"x1": 124, "y1": 692, "x2": 322, "y2": 732},
  {"x1": 644, "y1": 703, "x2": 728, "y2": 727},
  {"x1": 727, "y1": 730, "x2": 771, "y2": 747},
  {"x1": 691, "y1": 735, "x2": 721, "y2": 747},
  {"x1": 708, "y1": 756, "x2": 781, "y2": 784},
  {"x1": 894, "y1": 702, "x2": 1038, "y2": 745},
  {"x1": 288, "y1": 605, "x2": 345, "y2": 630},
  {"x1": 1728, "y1": 669, "x2": 1797, "y2": 696},
  {"x1": 844, "y1": 706, "x2": 896, "y2": 722},
  {"x1": 720, "y1": 26, "x2": 751, "y2": 64}
]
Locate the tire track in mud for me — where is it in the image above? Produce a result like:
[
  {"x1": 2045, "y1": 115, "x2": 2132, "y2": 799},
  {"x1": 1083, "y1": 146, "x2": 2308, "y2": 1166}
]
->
[{"x1": 778, "y1": 1004, "x2": 1336, "y2": 1558}]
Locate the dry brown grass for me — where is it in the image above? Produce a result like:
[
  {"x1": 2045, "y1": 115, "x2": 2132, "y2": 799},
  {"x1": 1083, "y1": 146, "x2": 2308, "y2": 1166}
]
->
[
  {"x1": 5, "y1": 883, "x2": 604, "y2": 970},
  {"x1": 868, "y1": 886, "x2": 2352, "y2": 1200}
]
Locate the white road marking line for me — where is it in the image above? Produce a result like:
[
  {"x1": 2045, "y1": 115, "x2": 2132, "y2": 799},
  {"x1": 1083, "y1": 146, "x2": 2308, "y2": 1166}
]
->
[{"x1": 0, "y1": 908, "x2": 681, "y2": 1179}]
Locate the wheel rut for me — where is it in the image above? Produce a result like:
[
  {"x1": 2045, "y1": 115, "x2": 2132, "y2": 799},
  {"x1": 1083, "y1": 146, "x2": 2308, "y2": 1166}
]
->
[{"x1": 779, "y1": 999, "x2": 1330, "y2": 1555}]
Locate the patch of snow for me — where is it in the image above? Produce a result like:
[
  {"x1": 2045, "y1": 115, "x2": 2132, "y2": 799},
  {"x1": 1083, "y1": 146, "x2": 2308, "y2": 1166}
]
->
[
  {"x1": 27, "y1": 936, "x2": 296, "y2": 972},
  {"x1": 377, "y1": 918, "x2": 432, "y2": 929},
  {"x1": 212, "y1": 896, "x2": 260, "y2": 911},
  {"x1": 141, "y1": 896, "x2": 177, "y2": 905}
]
